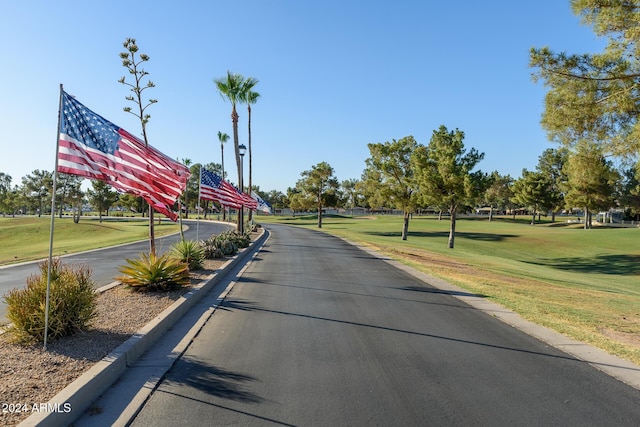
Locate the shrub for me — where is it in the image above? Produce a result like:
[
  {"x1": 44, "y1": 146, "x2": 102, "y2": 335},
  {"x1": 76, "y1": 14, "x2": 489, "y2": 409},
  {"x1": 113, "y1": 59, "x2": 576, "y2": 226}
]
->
[
  {"x1": 117, "y1": 252, "x2": 190, "y2": 291},
  {"x1": 170, "y1": 239, "x2": 205, "y2": 270},
  {"x1": 201, "y1": 238, "x2": 224, "y2": 259},
  {"x1": 200, "y1": 230, "x2": 253, "y2": 259},
  {"x1": 2, "y1": 258, "x2": 97, "y2": 343}
]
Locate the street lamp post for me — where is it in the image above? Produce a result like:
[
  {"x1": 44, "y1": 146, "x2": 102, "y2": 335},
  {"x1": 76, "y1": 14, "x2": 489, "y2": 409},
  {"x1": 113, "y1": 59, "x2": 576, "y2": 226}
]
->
[{"x1": 238, "y1": 144, "x2": 246, "y2": 234}]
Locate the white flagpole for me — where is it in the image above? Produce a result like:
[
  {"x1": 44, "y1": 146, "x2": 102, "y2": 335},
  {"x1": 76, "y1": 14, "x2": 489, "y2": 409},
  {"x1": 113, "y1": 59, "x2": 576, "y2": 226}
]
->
[{"x1": 44, "y1": 84, "x2": 64, "y2": 350}]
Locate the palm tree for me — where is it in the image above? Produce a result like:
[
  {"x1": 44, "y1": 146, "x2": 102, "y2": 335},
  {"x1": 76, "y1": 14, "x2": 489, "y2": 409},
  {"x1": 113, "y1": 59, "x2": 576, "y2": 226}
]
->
[
  {"x1": 181, "y1": 158, "x2": 192, "y2": 219},
  {"x1": 244, "y1": 90, "x2": 260, "y2": 221},
  {"x1": 214, "y1": 71, "x2": 258, "y2": 232},
  {"x1": 217, "y1": 131, "x2": 229, "y2": 220}
]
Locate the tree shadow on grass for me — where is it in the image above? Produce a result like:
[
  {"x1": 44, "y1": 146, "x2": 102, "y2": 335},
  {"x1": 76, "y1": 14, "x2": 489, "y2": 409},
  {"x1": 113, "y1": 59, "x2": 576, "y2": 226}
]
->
[
  {"x1": 523, "y1": 254, "x2": 640, "y2": 276},
  {"x1": 364, "y1": 230, "x2": 518, "y2": 242}
]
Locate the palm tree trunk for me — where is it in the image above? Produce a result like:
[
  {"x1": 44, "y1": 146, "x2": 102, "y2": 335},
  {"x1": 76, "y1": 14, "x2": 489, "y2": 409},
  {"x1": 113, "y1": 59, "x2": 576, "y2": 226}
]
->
[
  {"x1": 248, "y1": 103, "x2": 253, "y2": 222},
  {"x1": 231, "y1": 106, "x2": 242, "y2": 233},
  {"x1": 221, "y1": 145, "x2": 226, "y2": 221}
]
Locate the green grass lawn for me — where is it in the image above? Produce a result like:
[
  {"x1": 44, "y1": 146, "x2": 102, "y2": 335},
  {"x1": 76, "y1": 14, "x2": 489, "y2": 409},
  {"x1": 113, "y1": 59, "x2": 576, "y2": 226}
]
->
[
  {"x1": 257, "y1": 213, "x2": 640, "y2": 364},
  {"x1": 0, "y1": 216, "x2": 180, "y2": 265}
]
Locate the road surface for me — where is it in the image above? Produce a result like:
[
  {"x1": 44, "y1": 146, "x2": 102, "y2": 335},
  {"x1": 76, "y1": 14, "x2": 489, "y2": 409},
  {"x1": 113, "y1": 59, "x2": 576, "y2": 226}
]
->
[{"x1": 129, "y1": 223, "x2": 640, "y2": 426}]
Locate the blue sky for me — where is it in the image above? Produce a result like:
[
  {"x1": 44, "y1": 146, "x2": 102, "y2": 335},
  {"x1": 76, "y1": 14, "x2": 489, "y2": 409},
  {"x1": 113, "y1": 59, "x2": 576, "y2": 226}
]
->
[{"x1": 0, "y1": 1, "x2": 605, "y2": 193}]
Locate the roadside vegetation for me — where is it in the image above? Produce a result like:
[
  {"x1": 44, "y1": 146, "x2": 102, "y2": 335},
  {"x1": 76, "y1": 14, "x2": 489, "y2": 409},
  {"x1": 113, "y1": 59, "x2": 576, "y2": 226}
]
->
[
  {"x1": 3, "y1": 258, "x2": 97, "y2": 343},
  {"x1": 259, "y1": 214, "x2": 640, "y2": 365}
]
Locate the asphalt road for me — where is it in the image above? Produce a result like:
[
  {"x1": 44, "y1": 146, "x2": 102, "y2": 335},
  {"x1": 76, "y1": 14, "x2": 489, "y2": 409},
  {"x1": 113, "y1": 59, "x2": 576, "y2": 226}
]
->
[
  {"x1": 0, "y1": 218, "x2": 233, "y2": 320},
  {"x1": 130, "y1": 223, "x2": 640, "y2": 426}
]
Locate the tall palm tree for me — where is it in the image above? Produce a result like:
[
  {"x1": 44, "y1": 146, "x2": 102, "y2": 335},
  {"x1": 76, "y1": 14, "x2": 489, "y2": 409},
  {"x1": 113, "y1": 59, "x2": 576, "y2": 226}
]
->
[
  {"x1": 181, "y1": 158, "x2": 192, "y2": 220},
  {"x1": 217, "y1": 131, "x2": 229, "y2": 220},
  {"x1": 214, "y1": 71, "x2": 258, "y2": 231},
  {"x1": 244, "y1": 90, "x2": 260, "y2": 221}
]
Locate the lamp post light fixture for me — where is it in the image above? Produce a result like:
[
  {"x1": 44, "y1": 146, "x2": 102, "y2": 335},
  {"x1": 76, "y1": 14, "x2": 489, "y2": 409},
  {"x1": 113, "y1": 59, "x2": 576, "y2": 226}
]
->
[{"x1": 238, "y1": 144, "x2": 247, "y2": 234}]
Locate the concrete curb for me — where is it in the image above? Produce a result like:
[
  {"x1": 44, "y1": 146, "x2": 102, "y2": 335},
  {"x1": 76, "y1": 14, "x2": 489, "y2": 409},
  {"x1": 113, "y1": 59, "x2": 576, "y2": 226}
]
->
[{"x1": 19, "y1": 228, "x2": 267, "y2": 427}]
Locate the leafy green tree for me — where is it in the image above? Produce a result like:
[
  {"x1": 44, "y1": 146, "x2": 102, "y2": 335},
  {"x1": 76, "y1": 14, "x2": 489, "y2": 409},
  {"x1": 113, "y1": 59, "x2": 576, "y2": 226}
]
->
[
  {"x1": 483, "y1": 171, "x2": 514, "y2": 221},
  {"x1": 56, "y1": 173, "x2": 84, "y2": 221},
  {"x1": 620, "y1": 167, "x2": 640, "y2": 221},
  {"x1": 530, "y1": 1, "x2": 640, "y2": 159},
  {"x1": 87, "y1": 180, "x2": 119, "y2": 222},
  {"x1": 1, "y1": 190, "x2": 19, "y2": 217},
  {"x1": 362, "y1": 136, "x2": 418, "y2": 240},
  {"x1": 511, "y1": 170, "x2": 555, "y2": 225},
  {"x1": 358, "y1": 167, "x2": 383, "y2": 211},
  {"x1": 288, "y1": 189, "x2": 313, "y2": 214},
  {"x1": 341, "y1": 178, "x2": 363, "y2": 211},
  {"x1": 118, "y1": 193, "x2": 145, "y2": 215},
  {"x1": 413, "y1": 126, "x2": 486, "y2": 248},
  {"x1": 295, "y1": 162, "x2": 339, "y2": 228},
  {"x1": 263, "y1": 189, "x2": 287, "y2": 212},
  {"x1": 535, "y1": 148, "x2": 568, "y2": 222},
  {"x1": 563, "y1": 141, "x2": 620, "y2": 229},
  {"x1": 0, "y1": 172, "x2": 11, "y2": 194},
  {"x1": 21, "y1": 169, "x2": 53, "y2": 216},
  {"x1": 119, "y1": 37, "x2": 159, "y2": 254},
  {"x1": 0, "y1": 172, "x2": 12, "y2": 216}
]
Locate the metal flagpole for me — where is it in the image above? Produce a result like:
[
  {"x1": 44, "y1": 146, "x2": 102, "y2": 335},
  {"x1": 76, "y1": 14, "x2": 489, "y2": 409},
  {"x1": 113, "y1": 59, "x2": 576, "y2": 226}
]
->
[
  {"x1": 196, "y1": 166, "x2": 202, "y2": 241},
  {"x1": 44, "y1": 84, "x2": 64, "y2": 350}
]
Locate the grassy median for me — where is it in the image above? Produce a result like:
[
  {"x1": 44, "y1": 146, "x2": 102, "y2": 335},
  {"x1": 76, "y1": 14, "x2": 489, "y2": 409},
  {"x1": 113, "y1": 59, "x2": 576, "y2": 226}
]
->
[
  {"x1": 0, "y1": 216, "x2": 180, "y2": 265},
  {"x1": 258, "y1": 213, "x2": 640, "y2": 365}
]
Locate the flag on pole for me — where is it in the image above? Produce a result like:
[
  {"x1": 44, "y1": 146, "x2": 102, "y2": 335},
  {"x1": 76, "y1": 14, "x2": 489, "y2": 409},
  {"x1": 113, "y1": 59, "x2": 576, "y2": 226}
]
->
[
  {"x1": 57, "y1": 91, "x2": 190, "y2": 221},
  {"x1": 237, "y1": 186, "x2": 258, "y2": 210},
  {"x1": 252, "y1": 192, "x2": 272, "y2": 214},
  {"x1": 200, "y1": 169, "x2": 244, "y2": 209}
]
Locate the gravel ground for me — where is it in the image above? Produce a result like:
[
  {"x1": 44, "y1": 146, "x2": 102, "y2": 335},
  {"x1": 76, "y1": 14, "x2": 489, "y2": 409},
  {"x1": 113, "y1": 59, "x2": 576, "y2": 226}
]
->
[{"x1": 0, "y1": 257, "x2": 227, "y2": 426}]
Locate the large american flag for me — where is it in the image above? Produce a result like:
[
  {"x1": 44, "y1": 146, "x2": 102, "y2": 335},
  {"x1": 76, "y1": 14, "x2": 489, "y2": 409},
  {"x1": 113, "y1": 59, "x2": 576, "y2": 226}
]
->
[
  {"x1": 57, "y1": 90, "x2": 190, "y2": 221},
  {"x1": 200, "y1": 169, "x2": 257, "y2": 210}
]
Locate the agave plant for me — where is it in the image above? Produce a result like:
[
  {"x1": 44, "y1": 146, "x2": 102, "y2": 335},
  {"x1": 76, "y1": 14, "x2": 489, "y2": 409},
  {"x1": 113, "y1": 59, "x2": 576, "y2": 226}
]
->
[
  {"x1": 117, "y1": 252, "x2": 190, "y2": 291},
  {"x1": 170, "y1": 239, "x2": 205, "y2": 270}
]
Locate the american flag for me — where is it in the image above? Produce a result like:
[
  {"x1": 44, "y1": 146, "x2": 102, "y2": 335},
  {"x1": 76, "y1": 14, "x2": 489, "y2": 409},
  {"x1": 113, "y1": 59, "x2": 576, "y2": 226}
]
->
[
  {"x1": 200, "y1": 169, "x2": 257, "y2": 210},
  {"x1": 57, "y1": 90, "x2": 190, "y2": 221}
]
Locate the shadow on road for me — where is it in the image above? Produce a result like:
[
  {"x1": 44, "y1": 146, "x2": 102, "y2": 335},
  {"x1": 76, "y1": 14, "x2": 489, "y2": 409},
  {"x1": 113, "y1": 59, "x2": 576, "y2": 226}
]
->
[
  {"x1": 217, "y1": 298, "x2": 640, "y2": 374},
  {"x1": 401, "y1": 285, "x2": 487, "y2": 298},
  {"x1": 165, "y1": 357, "x2": 262, "y2": 404}
]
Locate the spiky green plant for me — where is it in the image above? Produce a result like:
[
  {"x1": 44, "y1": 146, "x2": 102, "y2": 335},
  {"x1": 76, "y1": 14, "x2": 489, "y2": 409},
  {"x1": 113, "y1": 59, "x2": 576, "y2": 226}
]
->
[
  {"x1": 170, "y1": 239, "x2": 205, "y2": 270},
  {"x1": 2, "y1": 258, "x2": 97, "y2": 343},
  {"x1": 117, "y1": 252, "x2": 190, "y2": 291}
]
